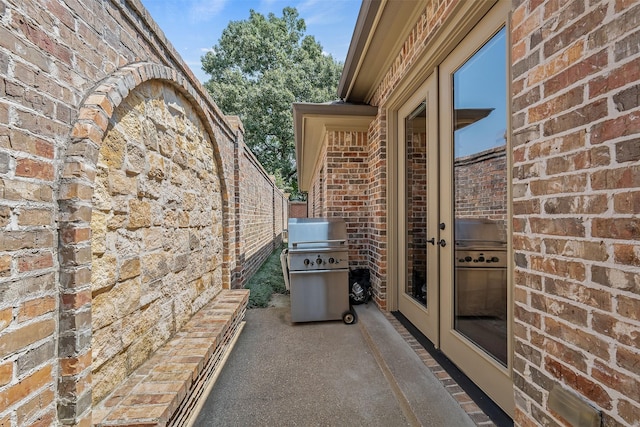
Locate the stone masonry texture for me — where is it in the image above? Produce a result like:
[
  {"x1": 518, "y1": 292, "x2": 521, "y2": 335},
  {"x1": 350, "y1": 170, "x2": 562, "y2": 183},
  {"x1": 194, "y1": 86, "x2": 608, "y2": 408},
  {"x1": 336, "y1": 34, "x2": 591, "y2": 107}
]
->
[
  {"x1": 305, "y1": 0, "x2": 640, "y2": 425},
  {"x1": 0, "y1": 0, "x2": 287, "y2": 425},
  {"x1": 90, "y1": 80, "x2": 225, "y2": 405}
]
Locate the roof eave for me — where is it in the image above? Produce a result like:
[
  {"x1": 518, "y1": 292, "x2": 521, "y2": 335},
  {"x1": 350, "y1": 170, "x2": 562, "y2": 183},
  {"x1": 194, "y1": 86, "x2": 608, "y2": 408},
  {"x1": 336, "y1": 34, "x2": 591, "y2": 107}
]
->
[
  {"x1": 337, "y1": 0, "x2": 424, "y2": 104},
  {"x1": 293, "y1": 102, "x2": 378, "y2": 191}
]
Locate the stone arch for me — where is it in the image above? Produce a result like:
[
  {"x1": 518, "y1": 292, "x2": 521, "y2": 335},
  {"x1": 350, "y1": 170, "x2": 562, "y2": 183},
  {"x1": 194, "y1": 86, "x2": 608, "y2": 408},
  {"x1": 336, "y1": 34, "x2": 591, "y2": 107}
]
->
[{"x1": 56, "y1": 62, "x2": 233, "y2": 424}]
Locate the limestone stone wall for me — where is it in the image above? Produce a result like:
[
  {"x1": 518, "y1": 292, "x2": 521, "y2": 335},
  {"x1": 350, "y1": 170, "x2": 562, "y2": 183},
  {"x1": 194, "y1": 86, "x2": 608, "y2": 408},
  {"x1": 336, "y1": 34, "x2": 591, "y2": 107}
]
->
[
  {"x1": 90, "y1": 80, "x2": 224, "y2": 404},
  {"x1": 0, "y1": 0, "x2": 287, "y2": 424}
]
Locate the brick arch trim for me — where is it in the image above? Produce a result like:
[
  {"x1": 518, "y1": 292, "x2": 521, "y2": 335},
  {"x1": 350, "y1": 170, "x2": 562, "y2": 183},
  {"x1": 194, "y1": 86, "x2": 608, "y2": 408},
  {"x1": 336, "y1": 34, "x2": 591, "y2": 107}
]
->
[{"x1": 55, "y1": 62, "x2": 232, "y2": 425}]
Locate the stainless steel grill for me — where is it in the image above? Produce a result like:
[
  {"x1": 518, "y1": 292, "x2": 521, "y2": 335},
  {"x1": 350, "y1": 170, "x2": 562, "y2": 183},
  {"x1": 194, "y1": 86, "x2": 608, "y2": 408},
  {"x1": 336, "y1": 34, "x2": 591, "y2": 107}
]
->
[
  {"x1": 284, "y1": 218, "x2": 355, "y2": 324},
  {"x1": 455, "y1": 218, "x2": 507, "y2": 265},
  {"x1": 454, "y1": 218, "x2": 507, "y2": 317}
]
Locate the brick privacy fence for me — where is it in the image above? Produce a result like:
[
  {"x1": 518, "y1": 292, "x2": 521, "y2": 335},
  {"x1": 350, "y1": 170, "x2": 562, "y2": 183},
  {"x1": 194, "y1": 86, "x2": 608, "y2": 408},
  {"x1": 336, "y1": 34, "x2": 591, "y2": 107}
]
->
[
  {"x1": 0, "y1": 0, "x2": 287, "y2": 425},
  {"x1": 288, "y1": 201, "x2": 307, "y2": 218}
]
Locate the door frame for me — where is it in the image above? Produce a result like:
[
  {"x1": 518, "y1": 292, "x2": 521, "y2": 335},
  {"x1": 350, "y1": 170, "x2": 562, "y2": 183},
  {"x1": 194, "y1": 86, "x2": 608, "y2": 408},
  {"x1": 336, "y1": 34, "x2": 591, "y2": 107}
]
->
[
  {"x1": 386, "y1": 0, "x2": 513, "y2": 416},
  {"x1": 396, "y1": 73, "x2": 440, "y2": 346},
  {"x1": 438, "y1": 9, "x2": 514, "y2": 413},
  {"x1": 387, "y1": 0, "x2": 501, "y2": 312}
]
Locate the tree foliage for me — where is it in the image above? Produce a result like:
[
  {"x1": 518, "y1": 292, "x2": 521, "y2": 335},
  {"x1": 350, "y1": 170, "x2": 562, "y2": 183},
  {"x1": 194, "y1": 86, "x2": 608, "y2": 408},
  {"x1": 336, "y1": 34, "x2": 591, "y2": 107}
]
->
[{"x1": 201, "y1": 7, "x2": 342, "y2": 197}]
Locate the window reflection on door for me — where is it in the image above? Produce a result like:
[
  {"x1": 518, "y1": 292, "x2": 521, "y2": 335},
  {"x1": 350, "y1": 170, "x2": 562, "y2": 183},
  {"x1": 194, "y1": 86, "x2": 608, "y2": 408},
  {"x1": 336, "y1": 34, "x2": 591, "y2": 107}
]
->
[
  {"x1": 452, "y1": 27, "x2": 508, "y2": 366},
  {"x1": 405, "y1": 103, "x2": 428, "y2": 306}
]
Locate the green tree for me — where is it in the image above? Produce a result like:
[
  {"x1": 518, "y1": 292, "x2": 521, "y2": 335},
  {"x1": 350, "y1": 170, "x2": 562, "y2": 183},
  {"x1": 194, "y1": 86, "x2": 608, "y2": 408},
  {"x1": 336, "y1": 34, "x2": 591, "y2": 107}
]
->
[{"x1": 201, "y1": 7, "x2": 342, "y2": 198}]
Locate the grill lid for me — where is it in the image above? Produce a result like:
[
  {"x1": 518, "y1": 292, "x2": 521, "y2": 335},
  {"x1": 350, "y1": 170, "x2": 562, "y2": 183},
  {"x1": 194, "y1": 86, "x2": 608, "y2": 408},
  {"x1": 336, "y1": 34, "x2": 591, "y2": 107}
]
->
[
  {"x1": 288, "y1": 218, "x2": 347, "y2": 249},
  {"x1": 455, "y1": 218, "x2": 506, "y2": 249}
]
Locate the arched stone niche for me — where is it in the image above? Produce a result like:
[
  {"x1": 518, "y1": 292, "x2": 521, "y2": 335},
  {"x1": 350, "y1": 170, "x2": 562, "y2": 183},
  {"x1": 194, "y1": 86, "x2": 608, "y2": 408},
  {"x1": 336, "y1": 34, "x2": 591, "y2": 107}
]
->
[
  {"x1": 57, "y1": 63, "x2": 230, "y2": 423},
  {"x1": 90, "y1": 79, "x2": 224, "y2": 403}
]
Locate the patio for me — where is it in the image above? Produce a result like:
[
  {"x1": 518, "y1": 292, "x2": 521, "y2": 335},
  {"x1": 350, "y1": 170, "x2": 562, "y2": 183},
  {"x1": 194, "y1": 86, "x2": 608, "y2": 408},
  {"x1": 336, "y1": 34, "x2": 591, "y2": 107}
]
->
[{"x1": 192, "y1": 296, "x2": 500, "y2": 426}]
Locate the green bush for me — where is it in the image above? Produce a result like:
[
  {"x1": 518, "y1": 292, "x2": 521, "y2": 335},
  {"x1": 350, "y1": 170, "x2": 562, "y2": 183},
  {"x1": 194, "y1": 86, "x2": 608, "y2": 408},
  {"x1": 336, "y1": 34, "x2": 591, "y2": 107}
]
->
[{"x1": 245, "y1": 244, "x2": 287, "y2": 308}]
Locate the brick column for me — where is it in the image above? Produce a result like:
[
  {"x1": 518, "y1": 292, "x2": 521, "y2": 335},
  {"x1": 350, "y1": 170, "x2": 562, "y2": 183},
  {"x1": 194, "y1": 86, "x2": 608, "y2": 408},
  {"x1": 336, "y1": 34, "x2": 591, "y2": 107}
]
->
[{"x1": 58, "y1": 106, "x2": 109, "y2": 425}]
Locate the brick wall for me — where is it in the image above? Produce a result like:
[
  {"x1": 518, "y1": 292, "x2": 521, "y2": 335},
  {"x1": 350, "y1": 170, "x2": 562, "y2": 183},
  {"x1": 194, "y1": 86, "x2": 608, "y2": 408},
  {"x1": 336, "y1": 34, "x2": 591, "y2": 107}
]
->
[
  {"x1": 369, "y1": 0, "x2": 458, "y2": 108},
  {"x1": 302, "y1": 0, "x2": 639, "y2": 424},
  {"x1": 307, "y1": 130, "x2": 370, "y2": 269},
  {"x1": 454, "y1": 146, "x2": 508, "y2": 222},
  {"x1": 406, "y1": 126, "x2": 427, "y2": 298},
  {"x1": 325, "y1": 131, "x2": 370, "y2": 267},
  {"x1": 289, "y1": 201, "x2": 307, "y2": 218},
  {"x1": 366, "y1": 112, "x2": 388, "y2": 308},
  {"x1": 0, "y1": 0, "x2": 287, "y2": 424},
  {"x1": 237, "y1": 143, "x2": 286, "y2": 287},
  {"x1": 511, "y1": 1, "x2": 640, "y2": 425}
]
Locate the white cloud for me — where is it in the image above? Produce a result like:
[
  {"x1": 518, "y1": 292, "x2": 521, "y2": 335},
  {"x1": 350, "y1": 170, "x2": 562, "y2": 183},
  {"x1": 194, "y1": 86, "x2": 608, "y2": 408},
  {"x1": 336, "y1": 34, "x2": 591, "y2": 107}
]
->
[{"x1": 188, "y1": 0, "x2": 228, "y2": 22}]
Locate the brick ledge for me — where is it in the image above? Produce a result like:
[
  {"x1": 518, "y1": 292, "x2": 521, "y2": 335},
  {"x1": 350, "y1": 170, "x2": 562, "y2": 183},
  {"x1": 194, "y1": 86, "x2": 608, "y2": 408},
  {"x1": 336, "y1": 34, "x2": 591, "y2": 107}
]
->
[{"x1": 92, "y1": 289, "x2": 249, "y2": 426}]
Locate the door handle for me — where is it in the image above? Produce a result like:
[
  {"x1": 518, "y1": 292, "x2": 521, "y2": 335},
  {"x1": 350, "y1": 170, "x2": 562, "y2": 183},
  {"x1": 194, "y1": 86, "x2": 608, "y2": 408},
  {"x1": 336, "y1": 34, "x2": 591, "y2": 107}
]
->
[
  {"x1": 438, "y1": 239, "x2": 446, "y2": 247},
  {"x1": 427, "y1": 238, "x2": 435, "y2": 245}
]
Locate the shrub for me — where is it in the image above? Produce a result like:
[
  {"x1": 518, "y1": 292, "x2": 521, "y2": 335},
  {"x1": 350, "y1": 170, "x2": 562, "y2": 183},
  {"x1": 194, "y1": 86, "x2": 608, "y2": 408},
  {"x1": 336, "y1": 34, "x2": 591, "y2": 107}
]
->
[{"x1": 245, "y1": 244, "x2": 287, "y2": 307}]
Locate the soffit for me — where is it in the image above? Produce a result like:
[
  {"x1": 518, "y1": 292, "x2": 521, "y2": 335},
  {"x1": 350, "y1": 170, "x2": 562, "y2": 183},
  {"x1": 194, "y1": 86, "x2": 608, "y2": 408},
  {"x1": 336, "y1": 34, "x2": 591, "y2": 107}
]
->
[
  {"x1": 293, "y1": 102, "x2": 377, "y2": 191},
  {"x1": 338, "y1": 0, "x2": 424, "y2": 103}
]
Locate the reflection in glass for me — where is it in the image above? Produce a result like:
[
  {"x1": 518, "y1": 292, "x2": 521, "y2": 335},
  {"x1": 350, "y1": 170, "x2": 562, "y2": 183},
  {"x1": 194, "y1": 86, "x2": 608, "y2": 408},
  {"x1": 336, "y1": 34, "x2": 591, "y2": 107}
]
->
[
  {"x1": 405, "y1": 102, "x2": 428, "y2": 306},
  {"x1": 452, "y1": 27, "x2": 508, "y2": 366}
]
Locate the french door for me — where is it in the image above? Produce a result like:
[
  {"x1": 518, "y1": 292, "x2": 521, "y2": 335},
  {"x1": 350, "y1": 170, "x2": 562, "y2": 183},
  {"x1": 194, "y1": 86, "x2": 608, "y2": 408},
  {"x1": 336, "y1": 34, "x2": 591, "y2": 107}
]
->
[
  {"x1": 397, "y1": 72, "x2": 439, "y2": 345},
  {"x1": 397, "y1": 4, "x2": 514, "y2": 416}
]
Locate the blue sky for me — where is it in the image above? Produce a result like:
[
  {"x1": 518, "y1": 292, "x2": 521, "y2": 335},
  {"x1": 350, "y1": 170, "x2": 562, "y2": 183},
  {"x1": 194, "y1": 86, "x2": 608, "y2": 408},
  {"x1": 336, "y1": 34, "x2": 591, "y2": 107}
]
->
[{"x1": 140, "y1": 0, "x2": 362, "y2": 83}]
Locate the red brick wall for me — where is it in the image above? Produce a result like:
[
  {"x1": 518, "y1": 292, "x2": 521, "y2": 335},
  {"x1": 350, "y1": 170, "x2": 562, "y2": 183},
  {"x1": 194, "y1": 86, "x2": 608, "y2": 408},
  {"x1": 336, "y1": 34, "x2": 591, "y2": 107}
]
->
[
  {"x1": 237, "y1": 143, "x2": 287, "y2": 287},
  {"x1": 0, "y1": 0, "x2": 287, "y2": 424},
  {"x1": 325, "y1": 131, "x2": 370, "y2": 267},
  {"x1": 307, "y1": 131, "x2": 371, "y2": 269},
  {"x1": 304, "y1": 0, "x2": 639, "y2": 424},
  {"x1": 366, "y1": 113, "x2": 388, "y2": 308},
  {"x1": 511, "y1": 1, "x2": 640, "y2": 425},
  {"x1": 306, "y1": 126, "x2": 388, "y2": 300},
  {"x1": 289, "y1": 201, "x2": 308, "y2": 218},
  {"x1": 406, "y1": 128, "x2": 428, "y2": 298},
  {"x1": 454, "y1": 146, "x2": 508, "y2": 222}
]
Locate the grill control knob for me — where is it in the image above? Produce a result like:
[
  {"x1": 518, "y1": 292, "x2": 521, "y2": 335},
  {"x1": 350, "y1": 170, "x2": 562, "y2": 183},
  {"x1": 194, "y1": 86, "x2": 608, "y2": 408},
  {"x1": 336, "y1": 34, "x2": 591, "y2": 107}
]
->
[
  {"x1": 303, "y1": 259, "x2": 310, "y2": 266},
  {"x1": 478, "y1": 256, "x2": 485, "y2": 262},
  {"x1": 465, "y1": 256, "x2": 472, "y2": 262},
  {"x1": 328, "y1": 257, "x2": 335, "y2": 264},
  {"x1": 491, "y1": 256, "x2": 499, "y2": 263},
  {"x1": 316, "y1": 258, "x2": 323, "y2": 265}
]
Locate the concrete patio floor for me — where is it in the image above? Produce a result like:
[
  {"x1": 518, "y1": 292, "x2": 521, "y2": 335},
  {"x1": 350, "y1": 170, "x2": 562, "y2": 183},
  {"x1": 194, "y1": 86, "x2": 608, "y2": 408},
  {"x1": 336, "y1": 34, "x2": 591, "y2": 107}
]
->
[{"x1": 192, "y1": 295, "x2": 497, "y2": 426}]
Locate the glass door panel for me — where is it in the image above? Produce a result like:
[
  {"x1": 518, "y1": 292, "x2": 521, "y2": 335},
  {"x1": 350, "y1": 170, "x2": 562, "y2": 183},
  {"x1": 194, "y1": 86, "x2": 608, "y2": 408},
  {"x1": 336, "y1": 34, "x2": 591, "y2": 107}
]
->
[
  {"x1": 405, "y1": 102, "x2": 428, "y2": 306},
  {"x1": 438, "y1": 2, "x2": 513, "y2": 415},
  {"x1": 398, "y1": 73, "x2": 439, "y2": 346},
  {"x1": 453, "y1": 27, "x2": 508, "y2": 366}
]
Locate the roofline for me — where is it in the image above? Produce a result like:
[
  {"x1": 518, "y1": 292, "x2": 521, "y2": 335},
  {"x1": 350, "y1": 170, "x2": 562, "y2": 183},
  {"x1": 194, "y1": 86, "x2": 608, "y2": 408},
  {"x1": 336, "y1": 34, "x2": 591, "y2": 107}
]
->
[{"x1": 337, "y1": 0, "x2": 383, "y2": 100}]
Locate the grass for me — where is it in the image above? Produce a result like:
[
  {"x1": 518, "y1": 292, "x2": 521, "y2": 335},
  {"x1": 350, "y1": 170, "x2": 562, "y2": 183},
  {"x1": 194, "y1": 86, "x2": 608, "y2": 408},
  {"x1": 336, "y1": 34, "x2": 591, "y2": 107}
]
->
[{"x1": 244, "y1": 244, "x2": 287, "y2": 308}]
